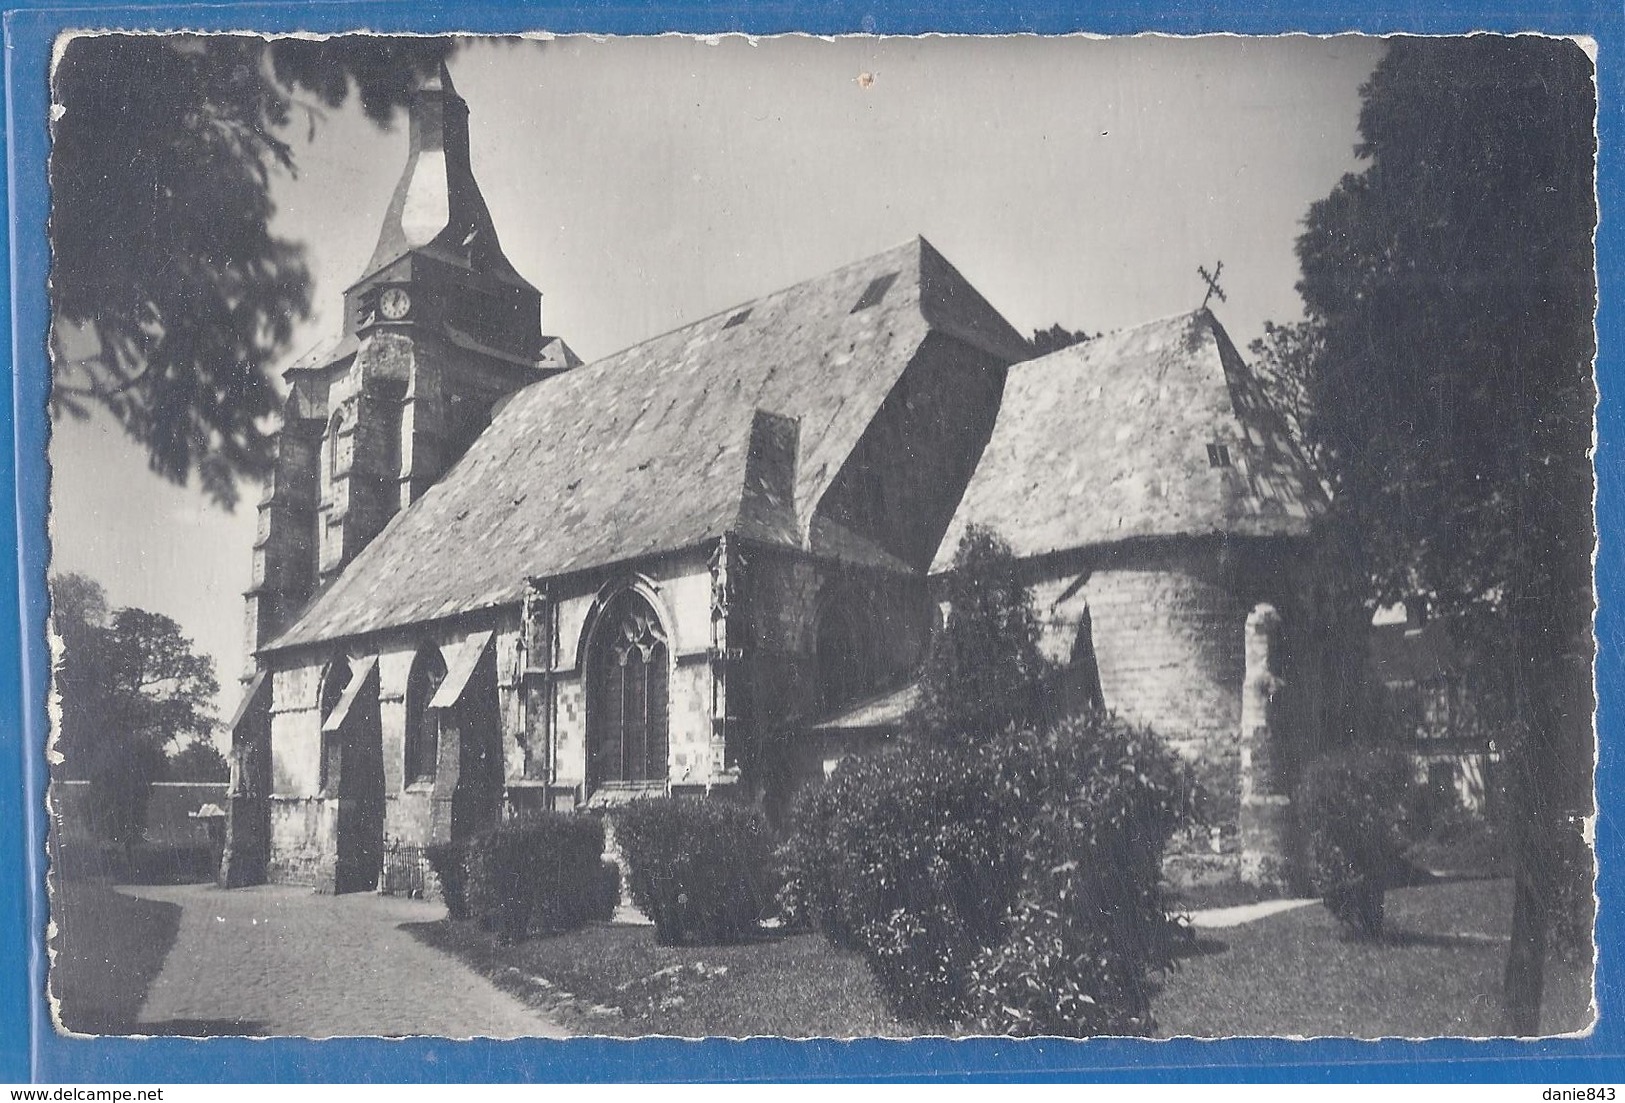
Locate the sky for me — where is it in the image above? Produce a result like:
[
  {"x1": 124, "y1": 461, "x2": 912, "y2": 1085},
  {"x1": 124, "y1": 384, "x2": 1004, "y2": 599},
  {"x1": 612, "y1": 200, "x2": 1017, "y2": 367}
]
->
[{"x1": 45, "y1": 33, "x2": 1386, "y2": 728}]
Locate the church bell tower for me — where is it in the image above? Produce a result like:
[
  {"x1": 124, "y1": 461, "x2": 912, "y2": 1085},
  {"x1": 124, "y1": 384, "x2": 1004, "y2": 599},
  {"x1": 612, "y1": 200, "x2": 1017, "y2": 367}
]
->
[{"x1": 243, "y1": 62, "x2": 578, "y2": 663}]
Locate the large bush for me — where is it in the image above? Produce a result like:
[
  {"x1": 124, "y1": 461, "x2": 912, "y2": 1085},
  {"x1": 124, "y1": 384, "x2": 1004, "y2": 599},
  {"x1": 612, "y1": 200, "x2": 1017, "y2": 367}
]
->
[
  {"x1": 426, "y1": 813, "x2": 606, "y2": 940},
  {"x1": 613, "y1": 797, "x2": 774, "y2": 945},
  {"x1": 1298, "y1": 746, "x2": 1421, "y2": 939},
  {"x1": 782, "y1": 712, "x2": 1191, "y2": 1033},
  {"x1": 819, "y1": 744, "x2": 1026, "y2": 1019},
  {"x1": 966, "y1": 718, "x2": 1191, "y2": 1036}
]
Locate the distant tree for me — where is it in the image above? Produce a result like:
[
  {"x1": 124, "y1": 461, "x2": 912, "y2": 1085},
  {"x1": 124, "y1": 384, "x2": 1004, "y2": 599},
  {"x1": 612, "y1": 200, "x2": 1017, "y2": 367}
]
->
[
  {"x1": 908, "y1": 525, "x2": 1050, "y2": 740},
  {"x1": 1029, "y1": 324, "x2": 1094, "y2": 357},
  {"x1": 1286, "y1": 37, "x2": 1596, "y2": 1032},
  {"x1": 50, "y1": 34, "x2": 454, "y2": 507},
  {"x1": 168, "y1": 737, "x2": 231, "y2": 783},
  {"x1": 50, "y1": 573, "x2": 220, "y2": 849}
]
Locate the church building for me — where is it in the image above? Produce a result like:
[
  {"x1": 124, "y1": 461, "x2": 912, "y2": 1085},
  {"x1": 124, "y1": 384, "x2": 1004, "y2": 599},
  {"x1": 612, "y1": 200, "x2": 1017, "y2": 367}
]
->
[{"x1": 221, "y1": 65, "x2": 1324, "y2": 894}]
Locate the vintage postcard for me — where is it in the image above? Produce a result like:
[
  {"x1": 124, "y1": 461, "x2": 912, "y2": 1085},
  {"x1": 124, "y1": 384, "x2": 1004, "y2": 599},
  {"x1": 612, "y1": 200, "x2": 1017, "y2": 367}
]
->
[{"x1": 36, "y1": 29, "x2": 1599, "y2": 1053}]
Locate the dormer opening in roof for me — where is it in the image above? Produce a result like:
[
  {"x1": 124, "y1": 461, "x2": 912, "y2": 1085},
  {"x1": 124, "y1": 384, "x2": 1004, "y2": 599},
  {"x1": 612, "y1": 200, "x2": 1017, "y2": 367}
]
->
[{"x1": 851, "y1": 272, "x2": 899, "y2": 313}]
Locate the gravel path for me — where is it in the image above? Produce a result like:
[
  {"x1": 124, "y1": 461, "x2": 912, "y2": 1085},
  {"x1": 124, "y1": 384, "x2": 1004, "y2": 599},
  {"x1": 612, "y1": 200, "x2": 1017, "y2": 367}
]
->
[
  {"x1": 1184, "y1": 897, "x2": 1320, "y2": 929},
  {"x1": 118, "y1": 883, "x2": 567, "y2": 1039}
]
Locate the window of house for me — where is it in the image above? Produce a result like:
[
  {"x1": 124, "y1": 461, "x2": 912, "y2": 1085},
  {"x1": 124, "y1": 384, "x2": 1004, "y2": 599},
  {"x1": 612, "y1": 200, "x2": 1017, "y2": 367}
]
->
[
  {"x1": 587, "y1": 591, "x2": 670, "y2": 788},
  {"x1": 1207, "y1": 442, "x2": 1232, "y2": 468},
  {"x1": 405, "y1": 646, "x2": 447, "y2": 785}
]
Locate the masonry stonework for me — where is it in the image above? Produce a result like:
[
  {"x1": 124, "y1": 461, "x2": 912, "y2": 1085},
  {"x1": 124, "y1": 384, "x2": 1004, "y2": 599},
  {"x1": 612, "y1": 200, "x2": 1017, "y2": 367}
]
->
[{"x1": 1019, "y1": 537, "x2": 1314, "y2": 884}]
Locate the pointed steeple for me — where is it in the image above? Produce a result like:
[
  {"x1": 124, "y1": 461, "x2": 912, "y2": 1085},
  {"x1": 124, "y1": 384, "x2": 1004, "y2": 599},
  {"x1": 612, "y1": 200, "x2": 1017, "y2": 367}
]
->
[{"x1": 362, "y1": 62, "x2": 533, "y2": 292}]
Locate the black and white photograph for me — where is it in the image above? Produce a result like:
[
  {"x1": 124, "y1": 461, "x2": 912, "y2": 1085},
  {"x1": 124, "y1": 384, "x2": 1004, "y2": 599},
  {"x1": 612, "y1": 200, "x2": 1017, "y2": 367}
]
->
[{"x1": 42, "y1": 32, "x2": 1599, "y2": 1041}]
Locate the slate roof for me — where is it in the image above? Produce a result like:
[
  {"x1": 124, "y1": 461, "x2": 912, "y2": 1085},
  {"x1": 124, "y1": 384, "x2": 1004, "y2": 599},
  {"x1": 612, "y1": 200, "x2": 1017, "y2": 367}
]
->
[
  {"x1": 360, "y1": 64, "x2": 536, "y2": 295},
  {"x1": 268, "y1": 237, "x2": 1027, "y2": 652},
  {"x1": 932, "y1": 309, "x2": 1324, "y2": 573}
]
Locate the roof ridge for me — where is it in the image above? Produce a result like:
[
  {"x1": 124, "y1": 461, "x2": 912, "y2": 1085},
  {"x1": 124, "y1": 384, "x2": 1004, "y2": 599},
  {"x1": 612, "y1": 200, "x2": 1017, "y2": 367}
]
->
[{"x1": 571, "y1": 237, "x2": 930, "y2": 367}]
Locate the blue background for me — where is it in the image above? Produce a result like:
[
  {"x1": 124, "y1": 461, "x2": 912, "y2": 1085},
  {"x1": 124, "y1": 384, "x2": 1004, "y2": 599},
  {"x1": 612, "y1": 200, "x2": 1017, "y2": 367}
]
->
[{"x1": 3, "y1": 0, "x2": 1622, "y2": 1083}]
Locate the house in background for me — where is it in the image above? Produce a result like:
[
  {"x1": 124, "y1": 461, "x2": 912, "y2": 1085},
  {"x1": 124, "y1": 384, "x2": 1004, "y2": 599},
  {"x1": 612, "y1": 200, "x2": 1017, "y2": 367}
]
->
[
  {"x1": 1368, "y1": 608, "x2": 1501, "y2": 815},
  {"x1": 221, "y1": 64, "x2": 1328, "y2": 894}
]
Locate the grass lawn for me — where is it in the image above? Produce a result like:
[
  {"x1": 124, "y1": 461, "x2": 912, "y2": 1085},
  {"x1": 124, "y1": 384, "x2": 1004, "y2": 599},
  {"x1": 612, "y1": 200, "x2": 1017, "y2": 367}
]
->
[
  {"x1": 409, "y1": 919, "x2": 911, "y2": 1037},
  {"x1": 1154, "y1": 878, "x2": 1593, "y2": 1038},
  {"x1": 413, "y1": 878, "x2": 1591, "y2": 1039},
  {"x1": 50, "y1": 881, "x2": 183, "y2": 1034}
]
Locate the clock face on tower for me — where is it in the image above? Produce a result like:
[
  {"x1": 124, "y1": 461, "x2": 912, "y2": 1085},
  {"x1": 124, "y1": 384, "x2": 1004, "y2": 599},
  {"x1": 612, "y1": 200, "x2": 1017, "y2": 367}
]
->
[{"x1": 378, "y1": 287, "x2": 411, "y2": 321}]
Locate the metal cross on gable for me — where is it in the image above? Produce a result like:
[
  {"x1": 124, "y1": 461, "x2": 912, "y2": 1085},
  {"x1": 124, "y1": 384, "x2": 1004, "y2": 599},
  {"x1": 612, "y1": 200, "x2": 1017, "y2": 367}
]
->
[{"x1": 1198, "y1": 260, "x2": 1228, "y2": 311}]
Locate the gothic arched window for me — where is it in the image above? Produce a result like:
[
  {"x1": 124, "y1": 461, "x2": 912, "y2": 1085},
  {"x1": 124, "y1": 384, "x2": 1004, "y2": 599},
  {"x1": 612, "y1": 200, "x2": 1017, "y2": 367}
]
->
[
  {"x1": 405, "y1": 646, "x2": 447, "y2": 785},
  {"x1": 587, "y1": 591, "x2": 670, "y2": 789},
  {"x1": 318, "y1": 657, "x2": 351, "y2": 794}
]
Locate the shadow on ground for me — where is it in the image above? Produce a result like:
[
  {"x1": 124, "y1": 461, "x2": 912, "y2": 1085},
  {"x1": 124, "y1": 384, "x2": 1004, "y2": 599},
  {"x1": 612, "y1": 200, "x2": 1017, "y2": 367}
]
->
[
  {"x1": 1171, "y1": 936, "x2": 1230, "y2": 959},
  {"x1": 50, "y1": 881, "x2": 183, "y2": 1034}
]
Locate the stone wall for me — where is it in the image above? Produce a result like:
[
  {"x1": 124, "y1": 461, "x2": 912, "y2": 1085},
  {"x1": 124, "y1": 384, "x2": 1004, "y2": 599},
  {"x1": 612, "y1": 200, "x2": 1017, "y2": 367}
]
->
[
  {"x1": 1023, "y1": 536, "x2": 1313, "y2": 882},
  {"x1": 248, "y1": 538, "x2": 936, "y2": 882},
  {"x1": 53, "y1": 780, "x2": 228, "y2": 846},
  {"x1": 745, "y1": 546, "x2": 933, "y2": 813},
  {"x1": 1084, "y1": 555, "x2": 1247, "y2": 818},
  {"x1": 243, "y1": 418, "x2": 322, "y2": 668},
  {"x1": 270, "y1": 664, "x2": 324, "y2": 796},
  {"x1": 267, "y1": 795, "x2": 336, "y2": 886}
]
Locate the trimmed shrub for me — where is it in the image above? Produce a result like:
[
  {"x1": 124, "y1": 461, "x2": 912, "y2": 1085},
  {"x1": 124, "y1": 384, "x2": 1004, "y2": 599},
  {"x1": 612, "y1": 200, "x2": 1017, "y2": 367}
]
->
[
  {"x1": 783, "y1": 711, "x2": 1192, "y2": 1033},
  {"x1": 777, "y1": 760, "x2": 874, "y2": 945},
  {"x1": 966, "y1": 718, "x2": 1191, "y2": 1036},
  {"x1": 425, "y1": 813, "x2": 606, "y2": 940},
  {"x1": 613, "y1": 797, "x2": 773, "y2": 945},
  {"x1": 1298, "y1": 746, "x2": 1420, "y2": 939},
  {"x1": 817, "y1": 744, "x2": 1025, "y2": 1020}
]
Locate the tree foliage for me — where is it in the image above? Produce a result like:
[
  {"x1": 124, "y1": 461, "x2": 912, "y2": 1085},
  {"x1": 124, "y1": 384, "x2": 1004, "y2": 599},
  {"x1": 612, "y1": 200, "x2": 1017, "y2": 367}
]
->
[
  {"x1": 1246, "y1": 319, "x2": 1327, "y2": 484},
  {"x1": 1029, "y1": 323, "x2": 1095, "y2": 356},
  {"x1": 1283, "y1": 37, "x2": 1596, "y2": 1030},
  {"x1": 907, "y1": 524, "x2": 1050, "y2": 740},
  {"x1": 614, "y1": 798, "x2": 775, "y2": 945},
  {"x1": 1298, "y1": 38, "x2": 1595, "y2": 631},
  {"x1": 779, "y1": 712, "x2": 1189, "y2": 1034},
  {"x1": 50, "y1": 34, "x2": 453, "y2": 507},
  {"x1": 167, "y1": 736, "x2": 231, "y2": 782},
  {"x1": 50, "y1": 572, "x2": 220, "y2": 845}
]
